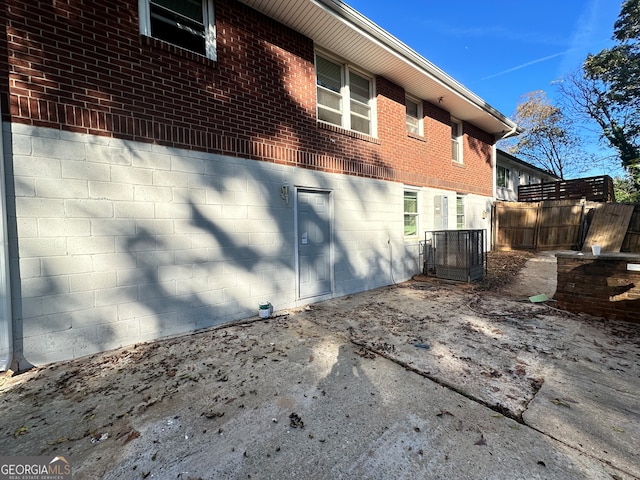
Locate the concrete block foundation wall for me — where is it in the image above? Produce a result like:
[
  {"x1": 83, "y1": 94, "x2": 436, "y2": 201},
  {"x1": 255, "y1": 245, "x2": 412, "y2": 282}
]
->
[
  {"x1": 555, "y1": 252, "x2": 640, "y2": 323},
  {"x1": 3, "y1": 123, "x2": 491, "y2": 368}
]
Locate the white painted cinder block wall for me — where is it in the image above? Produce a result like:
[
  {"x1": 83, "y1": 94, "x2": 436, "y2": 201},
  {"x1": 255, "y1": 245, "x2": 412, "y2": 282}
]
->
[
  {"x1": 3, "y1": 124, "x2": 404, "y2": 369},
  {"x1": 2, "y1": 123, "x2": 491, "y2": 367}
]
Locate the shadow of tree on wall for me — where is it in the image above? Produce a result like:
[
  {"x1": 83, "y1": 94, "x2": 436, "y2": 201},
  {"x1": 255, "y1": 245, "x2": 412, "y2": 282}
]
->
[{"x1": 3, "y1": 0, "x2": 409, "y2": 367}]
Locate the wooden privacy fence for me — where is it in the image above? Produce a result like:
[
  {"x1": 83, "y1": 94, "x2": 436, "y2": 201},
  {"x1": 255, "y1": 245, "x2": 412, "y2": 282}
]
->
[
  {"x1": 623, "y1": 205, "x2": 640, "y2": 251},
  {"x1": 581, "y1": 203, "x2": 636, "y2": 252},
  {"x1": 518, "y1": 175, "x2": 615, "y2": 203},
  {"x1": 493, "y1": 200, "x2": 640, "y2": 252},
  {"x1": 493, "y1": 200, "x2": 585, "y2": 251}
]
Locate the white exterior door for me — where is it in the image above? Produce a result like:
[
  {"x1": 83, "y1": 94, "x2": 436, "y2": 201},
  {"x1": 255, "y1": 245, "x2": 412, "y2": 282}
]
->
[{"x1": 296, "y1": 190, "x2": 332, "y2": 299}]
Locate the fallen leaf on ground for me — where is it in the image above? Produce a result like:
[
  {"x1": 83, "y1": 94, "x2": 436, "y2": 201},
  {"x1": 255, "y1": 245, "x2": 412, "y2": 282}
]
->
[
  {"x1": 550, "y1": 398, "x2": 571, "y2": 408},
  {"x1": 124, "y1": 430, "x2": 140, "y2": 444},
  {"x1": 47, "y1": 437, "x2": 67, "y2": 445},
  {"x1": 474, "y1": 434, "x2": 487, "y2": 446},
  {"x1": 436, "y1": 410, "x2": 454, "y2": 417},
  {"x1": 289, "y1": 412, "x2": 304, "y2": 428},
  {"x1": 203, "y1": 411, "x2": 225, "y2": 419}
]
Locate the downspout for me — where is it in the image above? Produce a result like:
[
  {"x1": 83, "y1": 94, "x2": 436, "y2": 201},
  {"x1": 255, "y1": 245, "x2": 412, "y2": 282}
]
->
[
  {"x1": 491, "y1": 123, "x2": 519, "y2": 251},
  {"x1": 0, "y1": 100, "x2": 13, "y2": 371},
  {"x1": 492, "y1": 143, "x2": 497, "y2": 200},
  {"x1": 500, "y1": 124, "x2": 519, "y2": 140}
]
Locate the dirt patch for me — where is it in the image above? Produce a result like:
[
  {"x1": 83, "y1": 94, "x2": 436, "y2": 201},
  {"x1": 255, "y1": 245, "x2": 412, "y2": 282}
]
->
[
  {"x1": 477, "y1": 250, "x2": 534, "y2": 291},
  {"x1": 0, "y1": 251, "x2": 638, "y2": 478}
]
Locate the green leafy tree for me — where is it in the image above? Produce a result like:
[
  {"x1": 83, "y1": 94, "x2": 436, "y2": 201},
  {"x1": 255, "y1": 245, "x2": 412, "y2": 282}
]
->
[
  {"x1": 503, "y1": 91, "x2": 589, "y2": 179},
  {"x1": 613, "y1": 175, "x2": 640, "y2": 203},
  {"x1": 562, "y1": 0, "x2": 640, "y2": 188}
]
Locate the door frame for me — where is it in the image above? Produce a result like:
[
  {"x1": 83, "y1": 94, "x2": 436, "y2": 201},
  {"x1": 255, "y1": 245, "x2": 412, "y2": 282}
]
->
[{"x1": 294, "y1": 187, "x2": 334, "y2": 301}]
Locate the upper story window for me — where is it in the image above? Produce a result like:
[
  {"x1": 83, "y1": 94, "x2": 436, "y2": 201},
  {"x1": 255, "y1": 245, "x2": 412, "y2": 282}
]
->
[
  {"x1": 139, "y1": 0, "x2": 217, "y2": 60},
  {"x1": 316, "y1": 53, "x2": 374, "y2": 136},
  {"x1": 497, "y1": 165, "x2": 509, "y2": 188},
  {"x1": 406, "y1": 96, "x2": 422, "y2": 136},
  {"x1": 451, "y1": 118, "x2": 463, "y2": 163}
]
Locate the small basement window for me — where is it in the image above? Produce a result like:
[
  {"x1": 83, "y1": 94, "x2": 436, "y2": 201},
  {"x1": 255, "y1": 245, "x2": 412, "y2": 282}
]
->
[
  {"x1": 404, "y1": 190, "x2": 418, "y2": 237},
  {"x1": 456, "y1": 194, "x2": 466, "y2": 229}
]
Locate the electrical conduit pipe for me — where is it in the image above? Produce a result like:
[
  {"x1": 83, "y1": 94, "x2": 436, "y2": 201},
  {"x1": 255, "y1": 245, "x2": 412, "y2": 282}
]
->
[{"x1": 0, "y1": 101, "x2": 13, "y2": 371}]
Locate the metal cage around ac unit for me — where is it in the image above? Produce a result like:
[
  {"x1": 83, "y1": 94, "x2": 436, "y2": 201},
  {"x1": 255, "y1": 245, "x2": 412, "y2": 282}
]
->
[{"x1": 421, "y1": 229, "x2": 486, "y2": 282}]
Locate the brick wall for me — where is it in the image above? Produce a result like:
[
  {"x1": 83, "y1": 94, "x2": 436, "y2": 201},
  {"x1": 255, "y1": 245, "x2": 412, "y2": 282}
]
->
[
  {"x1": 555, "y1": 253, "x2": 640, "y2": 323},
  {"x1": 1, "y1": 0, "x2": 495, "y2": 196}
]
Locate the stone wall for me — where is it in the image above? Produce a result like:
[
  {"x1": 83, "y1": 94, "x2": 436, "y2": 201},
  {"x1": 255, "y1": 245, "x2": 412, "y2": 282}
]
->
[{"x1": 555, "y1": 252, "x2": 640, "y2": 323}]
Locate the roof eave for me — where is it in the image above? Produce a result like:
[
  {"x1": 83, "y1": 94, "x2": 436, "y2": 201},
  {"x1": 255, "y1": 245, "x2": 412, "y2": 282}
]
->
[
  {"x1": 313, "y1": 0, "x2": 518, "y2": 135},
  {"x1": 238, "y1": 0, "x2": 519, "y2": 136}
]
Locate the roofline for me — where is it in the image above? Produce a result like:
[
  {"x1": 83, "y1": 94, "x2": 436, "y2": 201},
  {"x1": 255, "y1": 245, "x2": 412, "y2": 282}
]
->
[
  {"x1": 496, "y1": 149, "x2": 560, "y2": 179},
  {"x1": 313, "y1": 0, "x2": 520, "y2": 137}
]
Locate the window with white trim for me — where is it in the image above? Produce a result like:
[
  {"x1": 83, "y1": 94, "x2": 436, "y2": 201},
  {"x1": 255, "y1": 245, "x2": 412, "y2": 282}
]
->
[
  {"x1": 404, "y1": 190, "x2": 419, "y2": 237},
  {"x1": 497, "y1": 165, "x2": 509, "y2": 188},
  {"x1": 139, "y1": 0, "x2": 216, "y2": 60},
  {"x1": 456, "y1": 194, "x2": 466, "y2": 229},
  {"x1": 406, "y1": 96, "x2": 422, "y2": 135},
  {"x1": 451, "y1": 118, "x2": 463, "y2": 163},
  {"x1": 316, "y1": 53, "x2": 374, "y2": 135}
]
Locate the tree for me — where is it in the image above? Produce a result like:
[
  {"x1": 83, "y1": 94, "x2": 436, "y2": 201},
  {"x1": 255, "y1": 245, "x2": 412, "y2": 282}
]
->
[
  {"x1": 502, "y1": 90, "x2": 590, "y2": 179},
  {"x1": 613, "y1": 174, "x2": 640, "y2": 203},
  {"x1": 561, "y1": 0, "x2": 640, "y2": 188}
]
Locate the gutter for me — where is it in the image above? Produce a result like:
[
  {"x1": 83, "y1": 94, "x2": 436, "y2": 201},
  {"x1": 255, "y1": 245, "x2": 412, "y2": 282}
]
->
[
  {"x1": 312, "y1": 0, "x2": 519, "y2": 133},
  {"x1": 0, "y1": 103, "x2": 13, "y2": 371}
]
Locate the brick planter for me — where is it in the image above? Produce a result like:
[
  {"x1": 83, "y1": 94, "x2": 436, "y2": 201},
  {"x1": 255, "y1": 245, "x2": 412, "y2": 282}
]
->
[{"x1": 555, "y1": 252, "x2": 640, "y2": 323}]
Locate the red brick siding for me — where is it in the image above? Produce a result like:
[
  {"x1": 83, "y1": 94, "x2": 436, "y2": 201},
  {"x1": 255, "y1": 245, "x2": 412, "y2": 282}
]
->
[
  {"x1": 555, "y1": 255, "x2": 640, "y2": 323},
  {"x1": 1, "y1": 0, "x2": 495, "y2": 196},
  {"x1": 376, "y1": 76, "x2": 493, "y2": 194}
]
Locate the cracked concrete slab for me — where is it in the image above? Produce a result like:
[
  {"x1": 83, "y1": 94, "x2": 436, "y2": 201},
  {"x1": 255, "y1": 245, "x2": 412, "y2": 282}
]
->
[
  {"x1": 523, "y1": 363, "x2": 640, "y2": 479},
  {"x1": 0, "y1": 252, "x2": 638, "y2": 479}
]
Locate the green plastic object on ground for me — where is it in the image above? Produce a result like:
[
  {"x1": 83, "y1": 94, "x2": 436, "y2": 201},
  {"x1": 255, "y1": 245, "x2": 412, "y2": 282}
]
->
[{"x1": 529, "y1": 293, "x2": 549, "y2": 303}]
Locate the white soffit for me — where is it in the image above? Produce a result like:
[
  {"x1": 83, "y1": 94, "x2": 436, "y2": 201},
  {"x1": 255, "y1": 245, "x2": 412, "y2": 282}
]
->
[{"x1": 238, "y1": 0, "x2": 519, "y2": 137}]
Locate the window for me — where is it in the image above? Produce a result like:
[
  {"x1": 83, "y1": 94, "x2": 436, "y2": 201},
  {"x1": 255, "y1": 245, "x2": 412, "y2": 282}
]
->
[
  {"x1": 139, "y1": 0, "x2": 216, "y2": 60},
  {"x1": 406, "y1": 96, "x2": 422, "y2": 135},
  {"x1": 456, "y1": 195, "x2": 465, "y2": 229},
  {"x1": 404, "y1": 190, "x2": 418, "y2": 237},
  {"x1": 316, "y1": 54, "x2": 374, "y2": 135},
  {"x1": 497, "y1": 165, "x2": 509, "y2": 188},
  {"x1": 496, "y1": 165, "x2": 509, "y2": 188},
  {"x1": 451, "y1": 118, "x2": 463, "y2": 163}
]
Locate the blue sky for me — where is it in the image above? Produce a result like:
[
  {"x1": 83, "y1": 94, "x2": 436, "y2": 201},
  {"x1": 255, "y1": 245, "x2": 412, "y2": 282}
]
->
[{"x1": 345, "y1": 0, "x2": 621, "y2": 119}]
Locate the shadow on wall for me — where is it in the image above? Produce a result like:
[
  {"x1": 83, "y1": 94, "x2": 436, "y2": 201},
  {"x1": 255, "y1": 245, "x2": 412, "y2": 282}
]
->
[{"x1": 4, "y1": 9, "x2": 406, "y2": 368}]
